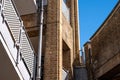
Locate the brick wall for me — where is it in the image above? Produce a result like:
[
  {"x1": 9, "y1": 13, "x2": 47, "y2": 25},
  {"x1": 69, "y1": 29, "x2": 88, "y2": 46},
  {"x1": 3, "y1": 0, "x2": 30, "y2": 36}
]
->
[
  {"x1": 84, "y1": 3, "x2": 120, "y2": 79},
  {"x1": 43, "y1": 0, "x2": 62, "y2": 80},
  {"x1": 91, "y1": 3, "x2": 120, "y2": 71},
  {"x1": 21, "y1": 0, "x2": 80, "y2": 79}
]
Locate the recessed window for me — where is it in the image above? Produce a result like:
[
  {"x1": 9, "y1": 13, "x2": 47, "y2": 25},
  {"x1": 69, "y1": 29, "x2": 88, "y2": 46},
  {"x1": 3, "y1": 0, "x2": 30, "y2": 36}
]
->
[
  {"x1": 43, "y1": 0, "x2": 47, "y2": 5},
  {"x1": 37, "y1": 0, "x2": 47, "y2": 7},
  {"x1": 62, "y1": 0, "x2": 70, "y2": 22}
]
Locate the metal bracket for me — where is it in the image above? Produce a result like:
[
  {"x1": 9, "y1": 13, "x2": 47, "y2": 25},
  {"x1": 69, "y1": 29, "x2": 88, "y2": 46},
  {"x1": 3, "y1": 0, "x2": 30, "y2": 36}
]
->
[{"x1": 15, "y1": 44, "x2": 20, "y2": 66}]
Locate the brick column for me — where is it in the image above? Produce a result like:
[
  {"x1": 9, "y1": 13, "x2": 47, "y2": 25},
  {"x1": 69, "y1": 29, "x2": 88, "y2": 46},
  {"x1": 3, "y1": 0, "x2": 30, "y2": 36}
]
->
[
  {"x1": 74, "y1": 0, "x2": 80, "y2": 66},
  {"x1": 43, "y1": 0, "x2": 62, "y2": 80},
  {"x1": 70, "y1": 0, "x2": 76, "y2": 62}
]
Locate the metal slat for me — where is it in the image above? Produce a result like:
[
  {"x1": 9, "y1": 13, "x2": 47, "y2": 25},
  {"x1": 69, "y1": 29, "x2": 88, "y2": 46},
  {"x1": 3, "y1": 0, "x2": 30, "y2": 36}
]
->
[{"x1": 21, "y1": 33, "x2": 34, "y2": 75}]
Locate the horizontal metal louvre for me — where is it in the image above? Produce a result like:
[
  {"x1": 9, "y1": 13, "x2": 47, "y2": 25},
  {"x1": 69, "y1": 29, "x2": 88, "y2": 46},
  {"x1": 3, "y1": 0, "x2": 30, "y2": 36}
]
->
[
  {"x1": 21, "y1": 32, "x2": 34, "y2": 75},
  {"x1": 3, "y1": 0, "x2": 20, "y2": 42},
  {"x1": 2, "y1": 0, "x2": 35, "y2": 77}
]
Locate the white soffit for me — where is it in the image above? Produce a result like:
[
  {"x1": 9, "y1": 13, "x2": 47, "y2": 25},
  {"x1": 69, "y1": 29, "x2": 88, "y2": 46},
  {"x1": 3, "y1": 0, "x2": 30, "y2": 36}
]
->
[{"x1": 13, "y1": 0, "x2": 37, "y2": 15}]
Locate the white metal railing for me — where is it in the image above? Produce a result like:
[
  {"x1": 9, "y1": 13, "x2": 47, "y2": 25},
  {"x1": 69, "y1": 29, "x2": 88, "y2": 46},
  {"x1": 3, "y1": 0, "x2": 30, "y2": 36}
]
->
[
  {"x1": 1, "y1": 0, "x2": 35, "y2": 78},
  {"x1": 62, "y1": 1, "x2": 70, "y2": 22},
  {"x1": 62, "y1": 68, "x2": 69, "y2": 80}
]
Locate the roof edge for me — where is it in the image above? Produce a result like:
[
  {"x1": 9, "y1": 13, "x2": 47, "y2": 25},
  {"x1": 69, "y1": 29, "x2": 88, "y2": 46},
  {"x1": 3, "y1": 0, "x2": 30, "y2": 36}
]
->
[{"x1": 90, "y1": 1, "x2": 120, "y2": 40}]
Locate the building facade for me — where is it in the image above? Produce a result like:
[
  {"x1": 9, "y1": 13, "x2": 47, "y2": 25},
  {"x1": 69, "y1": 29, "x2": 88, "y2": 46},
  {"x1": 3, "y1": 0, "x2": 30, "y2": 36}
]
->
[
  {"x1": 84, "y1": 1, "x2": 120, "y2": 80},
  {"x1": 0, "y1": 0, "x2": 80, "y2": 80}
]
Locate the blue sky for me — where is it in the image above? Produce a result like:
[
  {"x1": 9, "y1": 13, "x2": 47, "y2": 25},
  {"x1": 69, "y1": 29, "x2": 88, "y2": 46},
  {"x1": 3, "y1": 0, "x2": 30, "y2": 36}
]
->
[{"x1": 79, "y1": 0, "x2": 118, "y2": 47}]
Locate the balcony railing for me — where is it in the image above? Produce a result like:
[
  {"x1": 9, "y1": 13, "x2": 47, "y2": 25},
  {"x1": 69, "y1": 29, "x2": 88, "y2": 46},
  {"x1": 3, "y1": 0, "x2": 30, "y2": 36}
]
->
[
  {"x1": 62, "y1": 68, "x2": 69, "y2": 80},
  {"x1": 1, "y1": 0, "x2": 35, "y2": 78},
  {"x1": 62, "y1": 1, "x2": 70, "y2": 22}
]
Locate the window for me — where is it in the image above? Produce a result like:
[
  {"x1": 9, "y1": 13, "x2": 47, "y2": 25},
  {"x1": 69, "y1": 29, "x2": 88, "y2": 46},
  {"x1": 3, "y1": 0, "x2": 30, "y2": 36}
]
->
[
  {"x1": 62, "y1": 0, "x2": 70, "y2": 22},
  {"x1": 43, "y1": 0, "x2": 47, "y2": 5},
  {"x1": 63, "y1": 0, "x2": 67, "y2": 4}
]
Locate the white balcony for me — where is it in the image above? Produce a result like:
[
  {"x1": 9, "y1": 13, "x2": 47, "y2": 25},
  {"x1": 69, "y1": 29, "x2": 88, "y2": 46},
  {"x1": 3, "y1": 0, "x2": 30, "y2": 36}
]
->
[
  {"x1": 0, "y1": 0, "x2": 36, "y2": 79},
  {"x1": 0, "y1": 14, "x2": 31, "y2": 80}
]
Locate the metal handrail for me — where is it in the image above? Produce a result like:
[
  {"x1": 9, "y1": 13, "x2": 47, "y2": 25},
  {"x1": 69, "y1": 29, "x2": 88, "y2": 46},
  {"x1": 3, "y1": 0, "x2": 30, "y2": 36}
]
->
[{"x1": 62, "y1": 68, "x2": 69, "y2": 80}]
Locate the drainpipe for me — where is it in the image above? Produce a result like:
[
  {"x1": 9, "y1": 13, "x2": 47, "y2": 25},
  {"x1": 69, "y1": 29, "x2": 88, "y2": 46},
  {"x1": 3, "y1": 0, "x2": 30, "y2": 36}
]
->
[{"x1": 36, "y1": 0, "x2": 44, "y2": 79}]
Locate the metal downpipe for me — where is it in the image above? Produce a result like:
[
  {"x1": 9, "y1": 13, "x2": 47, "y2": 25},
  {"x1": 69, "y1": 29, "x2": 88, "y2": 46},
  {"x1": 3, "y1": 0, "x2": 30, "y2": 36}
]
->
[{"x1": 36, "y1": 0, "x2": 44, "y2": 79}]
